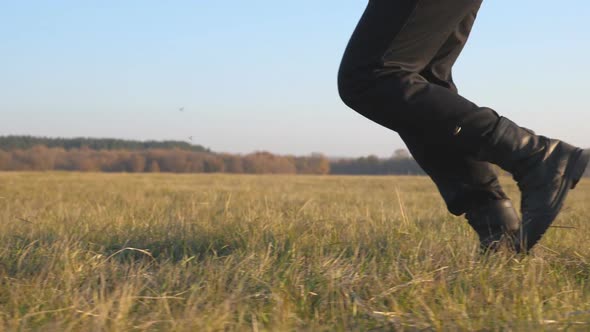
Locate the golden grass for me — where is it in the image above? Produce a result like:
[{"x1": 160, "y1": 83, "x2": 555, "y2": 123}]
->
[{"x1": 0, "y1": 172, "x2": 589, "y2": 331}]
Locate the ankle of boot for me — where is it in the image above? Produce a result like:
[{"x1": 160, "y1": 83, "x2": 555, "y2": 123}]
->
[{"x1": 478, "y1": 116, "x2": 547, "y2": 181}]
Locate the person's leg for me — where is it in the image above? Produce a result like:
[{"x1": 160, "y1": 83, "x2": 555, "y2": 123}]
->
[
  {"x1": 340, "y1": 1, "x2": 519, "y2": 249},
  {"x1": 402, "y1": 6, "x2": 520, "y2": 251},
  {"x1": 418, "y1": 4, "x2": 475, "y2": 94},
  {"x1": 338, "y1": 0, "x2": 590, "y2": 252},
  {"x1": 338, "y1": 0, "x2": 498, "y2": 155},
  {"x1": 401, "y1": 4, "x2": 502, "y2": 213},
  {"x1": 402, "y1": 131, "x2": 521, "y2": 252}
]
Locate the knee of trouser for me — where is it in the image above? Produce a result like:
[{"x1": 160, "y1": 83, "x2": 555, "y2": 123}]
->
[
  {"x1": 337, "y1": 85, "x2": 355, "y2": 110},
  {"x1": 337, "y1": 69, "x2": 362, "y2": 110},
  {"x1": 337, "y1": 67, "x2": 407, "y2": 110}
]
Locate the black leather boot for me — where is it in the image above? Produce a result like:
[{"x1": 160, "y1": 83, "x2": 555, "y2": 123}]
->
[
  {"x1": 481, "y1": 117, "x2": 590, "y2": 252},
  {"x1": 465, "y1": 199, "x2": 521, "y2": 253}
]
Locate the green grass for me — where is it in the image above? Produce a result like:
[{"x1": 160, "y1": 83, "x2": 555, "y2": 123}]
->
[{"x1": 0, "y1": 172, "x2": 589, "y2": 331}]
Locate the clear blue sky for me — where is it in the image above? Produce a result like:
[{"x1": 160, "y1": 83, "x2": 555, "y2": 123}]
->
[{"x1": 1, "y1": 1, "x2": 589, "y2": 157}]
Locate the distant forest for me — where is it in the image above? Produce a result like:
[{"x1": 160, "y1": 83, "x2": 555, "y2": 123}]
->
[
  {"x1": 0, "y1": 136, "x2": 210, "y2": 152},
  {"x1": 0, "y1": 136, "x2": 425, "y2": 175}
]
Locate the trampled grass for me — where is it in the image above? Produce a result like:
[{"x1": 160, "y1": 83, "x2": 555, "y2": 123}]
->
[{"x1": 0, "y1": 172, "x2": 589, "y2": 331}]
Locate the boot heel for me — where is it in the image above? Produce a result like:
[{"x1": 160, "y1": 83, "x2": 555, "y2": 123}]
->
[{"x1": 569, "y1": 149, "x2": 590, "y2": 189}]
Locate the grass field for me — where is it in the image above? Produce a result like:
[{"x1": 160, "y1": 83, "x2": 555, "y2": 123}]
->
[{"x1": 0, "y1": 172, "x2": 589, "y2": 331}]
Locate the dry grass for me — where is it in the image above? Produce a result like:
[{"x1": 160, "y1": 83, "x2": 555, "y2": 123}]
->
[{"x1": 0, "y1": 172, "x2": 589, "y2": 331}]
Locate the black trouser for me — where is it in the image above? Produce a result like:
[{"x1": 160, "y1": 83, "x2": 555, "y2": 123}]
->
[{"x1": 338, "y1": 0, "x2": 507, "y2": 215}]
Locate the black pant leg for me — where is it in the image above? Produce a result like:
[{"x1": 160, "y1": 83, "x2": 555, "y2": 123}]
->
[
  {"x1": 338, "y1": 0, "x2": 508, "y2": 215},
  {"x1": 401, "y1": 130, "x2": 507, "y2": 215},
  {"x1": 338, "y1": 0, "x2": 499, "y2": 156},
  {"x1": 403, "y1": 6, "x2": 509, "y2": 215},
  {"x1": 419, "y1": 4, "x2": 480, "y2": 93}
]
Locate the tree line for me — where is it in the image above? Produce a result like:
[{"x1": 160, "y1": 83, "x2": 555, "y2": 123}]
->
[
  {"x1": 0, "y1": 136, "x2": 428, "y2": 175},
  {"x1": 0, "y1": 146, "x2": 331, "y2": 174},
  {"x1": 330, "y1": 155, "x2": 425, "y2": 175},
  {"x1": 0, "y1": 135, "x2": 209, "y2": 152}
]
